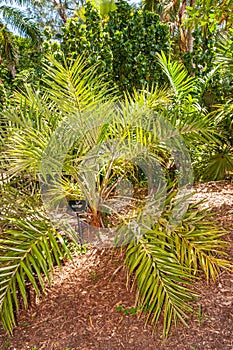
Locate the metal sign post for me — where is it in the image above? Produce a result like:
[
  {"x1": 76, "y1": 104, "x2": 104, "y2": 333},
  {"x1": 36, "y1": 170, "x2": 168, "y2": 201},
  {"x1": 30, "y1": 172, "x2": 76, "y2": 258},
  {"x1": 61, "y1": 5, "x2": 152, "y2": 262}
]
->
[{"x1": 67, "y1": 200, "x2": 88, "y2": 245}]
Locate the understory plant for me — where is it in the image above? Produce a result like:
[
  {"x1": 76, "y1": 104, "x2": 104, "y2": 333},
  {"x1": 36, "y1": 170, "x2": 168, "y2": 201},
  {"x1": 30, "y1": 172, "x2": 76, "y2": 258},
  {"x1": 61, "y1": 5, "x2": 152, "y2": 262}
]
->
[
  {"x1": 125, "y1": 194, "x2": 230, "y2": 337},
  {"x1": 188, "y1": 32, "x2": 233, "y2": 180},
  {"x1": 0, "y1": 53, "x2": 232, "y2": 337}
]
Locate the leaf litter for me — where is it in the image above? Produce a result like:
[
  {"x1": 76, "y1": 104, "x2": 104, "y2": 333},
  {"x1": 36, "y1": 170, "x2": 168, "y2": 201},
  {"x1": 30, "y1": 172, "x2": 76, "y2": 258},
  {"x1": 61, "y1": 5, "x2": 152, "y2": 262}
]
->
[{"x1": 0, "y1": 180, "x2": 233, "y2": 350}]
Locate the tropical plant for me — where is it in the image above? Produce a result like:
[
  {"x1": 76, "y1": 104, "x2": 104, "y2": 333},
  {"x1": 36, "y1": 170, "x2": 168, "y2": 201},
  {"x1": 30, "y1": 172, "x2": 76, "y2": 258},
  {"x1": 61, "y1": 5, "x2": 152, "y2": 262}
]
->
[
  {"x1": 153, "y1": 51, "x2": 219, "y2": 147},
  {"x1": 1, "y1": 53, "x2": 232, "y2": 338},
  {"x1": 61, "y1": 0, "x2": 170, "y2": 93},
  {"x1": 192, "y1": 32, "x2": 233, "y2": 180},
  {"x1": 0, "y1": 1, "x2": 41, "y2": 41},
  {"x1": 125, "y1": 197, "x2": 230, "y2": 337},
  {"x1": 153, "y1": 50, "x2": 233, "y2": 181},
  {"x1": 0, "y1": 208, "x2": 72, "y2": 333},
  {"x1": 0, "y1": 53, "x2": 113, "y2": 333},
  {"x1": 0, "y1": 0, "x2": 41, "y2": 76},
  {"x1": 121, "y1": 56, "x2": 232, "y2": 335}
]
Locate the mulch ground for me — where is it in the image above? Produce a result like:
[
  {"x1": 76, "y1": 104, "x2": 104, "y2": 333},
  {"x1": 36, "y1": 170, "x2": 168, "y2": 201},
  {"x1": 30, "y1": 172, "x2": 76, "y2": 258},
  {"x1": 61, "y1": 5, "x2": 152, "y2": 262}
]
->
[{"x1": 0, "y1": 180, "x2": 233, "y2": 350}]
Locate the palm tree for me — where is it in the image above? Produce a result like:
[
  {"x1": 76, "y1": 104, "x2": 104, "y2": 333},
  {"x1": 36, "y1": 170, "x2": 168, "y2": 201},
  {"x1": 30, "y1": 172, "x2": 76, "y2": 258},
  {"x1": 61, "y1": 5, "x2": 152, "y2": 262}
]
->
[
  {"x1": 0, "y1": 0, "x2": 41, "y2": 76},
  {"x1": 0, "y1": 54, "x2": 115, "y2": 333},
  {"x1": 0, "y1": 53, "x2": 231, "y2": 336}
]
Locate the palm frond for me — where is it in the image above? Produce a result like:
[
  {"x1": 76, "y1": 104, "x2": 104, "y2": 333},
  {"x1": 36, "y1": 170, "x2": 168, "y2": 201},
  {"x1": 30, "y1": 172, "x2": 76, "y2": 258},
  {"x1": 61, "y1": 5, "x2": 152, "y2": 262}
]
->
[
  {"x1": 214, "y1": 98, "x2": 233, "y2": 124},
  {"x1": 202, "y1": 150, "x2": 233, "y2": 181},
  {"x1": 173, "y1": 109, "x2": 219, "y2": 145},
  {"x1": 0, "y1": 213, "x2": 72, "y2": 334},
  {"x1": 215, "y1": 32, "x2": 233, "y2": 73},
  {"x1": 197, "y1": 65, "x2": 220, "y2": 97},
  {"x1": 156, "y1": 51, "x2": 196, "y2": 99},
  {"x1": 125, "y1": 196, "x2": 232, "y2": 337},
  {"x1": 4, "y1": 129, "x2": 48, "y2": 176},
  {"x1": 173, "y1": 206, "x2": 231, "y2": 280},
  {"x1": 1, "y1": 52, "x2": 116, "y2": 177},
  {"x1": 0, "y1": 5, "x2": 41, "y2": 44},
  {"x1": 124, "y1": 84, "x2": 171, "y2": 111},
  {"x1": 42, "y1": 54, "x2": 116, "y2": 115},
  {"x1": 126, "y1": 233, "x2": 194, "y2": 337},
  {"x1": 11, "y1": 87, "x2": 62, "y2": 134}
]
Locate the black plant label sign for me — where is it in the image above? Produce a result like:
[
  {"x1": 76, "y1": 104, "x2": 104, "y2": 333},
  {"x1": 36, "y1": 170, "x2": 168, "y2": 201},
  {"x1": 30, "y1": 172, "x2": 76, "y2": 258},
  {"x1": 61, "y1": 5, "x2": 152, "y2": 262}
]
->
[{"x1": 67, "y1": 200, "x2": 87, "y2": 214}]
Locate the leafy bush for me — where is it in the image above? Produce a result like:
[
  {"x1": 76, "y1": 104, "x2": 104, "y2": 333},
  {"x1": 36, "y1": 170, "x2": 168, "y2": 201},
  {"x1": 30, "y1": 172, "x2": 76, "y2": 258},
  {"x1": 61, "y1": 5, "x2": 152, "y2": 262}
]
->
[{"x1": 61, "y1": 0, "x2": 170, "y2": 93}]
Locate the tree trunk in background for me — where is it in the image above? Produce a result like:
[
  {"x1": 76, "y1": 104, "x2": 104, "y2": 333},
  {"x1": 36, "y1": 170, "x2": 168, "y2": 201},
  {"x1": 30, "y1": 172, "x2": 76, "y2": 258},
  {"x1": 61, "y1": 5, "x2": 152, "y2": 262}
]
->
[
  {"x1": 7, "y1": 64, "x2": 16, "y2": 78},
  {"x1": 178, "y1": 0, "x2": 187, "y2": 53},
  {"x1": 187, "y1": 0, "x2": 195, "y2": 52},
  {"x1": 52, "y1": 0, "x2": 68, "y2": 22}
]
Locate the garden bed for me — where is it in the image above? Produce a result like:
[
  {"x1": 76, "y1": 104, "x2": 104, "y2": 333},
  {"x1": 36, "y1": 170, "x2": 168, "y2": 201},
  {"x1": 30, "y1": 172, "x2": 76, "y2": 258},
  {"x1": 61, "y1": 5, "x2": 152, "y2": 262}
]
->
[{"x1": 0, "y1": 181, "x2": 232, "y2": 350}]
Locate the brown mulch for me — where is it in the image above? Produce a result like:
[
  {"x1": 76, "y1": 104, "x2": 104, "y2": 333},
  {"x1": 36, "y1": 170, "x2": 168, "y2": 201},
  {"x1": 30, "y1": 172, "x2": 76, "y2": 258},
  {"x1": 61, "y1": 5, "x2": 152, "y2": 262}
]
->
[{"x1": 0, "y1": 181, "x2": 233, "y2": 350}]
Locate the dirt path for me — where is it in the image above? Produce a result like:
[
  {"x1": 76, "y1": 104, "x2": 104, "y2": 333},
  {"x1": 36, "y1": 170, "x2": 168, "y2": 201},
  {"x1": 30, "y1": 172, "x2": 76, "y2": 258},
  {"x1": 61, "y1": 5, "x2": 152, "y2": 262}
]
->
[{"x1": 0, "y1": 181, "x2": 233, "y2": 350}]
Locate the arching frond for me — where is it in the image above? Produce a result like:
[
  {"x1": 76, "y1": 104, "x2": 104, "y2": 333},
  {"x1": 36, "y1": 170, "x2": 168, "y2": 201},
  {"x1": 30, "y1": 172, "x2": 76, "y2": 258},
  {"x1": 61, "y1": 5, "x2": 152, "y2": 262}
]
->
[
  {"x1": 0, "y1": 213, "x2": 72, "y2": 334},
  {"x1": 126, "y1": 235, "x2": 194, "y2": 338},
  {"x1": 0, "y1": 5, "x2": 41, "y2": 44},
  {"x1": 156, "y1": 51, "x2": 196, "y2": 99},
  {"x1": 42, "y1": 54, "x2": 117, "y2": 115},
  {"x1": 126, "y1": 201, "x2": 232, "y2": 337}
]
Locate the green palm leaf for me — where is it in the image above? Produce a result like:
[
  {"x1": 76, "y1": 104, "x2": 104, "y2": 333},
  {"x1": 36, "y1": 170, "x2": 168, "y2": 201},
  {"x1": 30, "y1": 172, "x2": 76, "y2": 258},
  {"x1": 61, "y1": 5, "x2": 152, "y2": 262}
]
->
[
  {"x1": 42, "y1": 54, "x2": 116, "y2": 115},
  {"x1": 156, "y1": 51, "x2": 196, "y2": 99},
  {"x1": 215, "y1": 32, "x2": 233, "y2": 74},
  {"x1": 0, "y1": 5, "x2": 41, "y2": 44},
  {"x1": 125, "y1": 195, "x2": 232, "y2": 337},
  {"x1": 126, "y1": 232, "x2": 194, "y2": 337},
  {"x1": 0, "y1": 213, "x2": 71, "y2": 334},
  {"x1": 172, "y1": 206, "x2": 231, "y2": 279},
  {"x1": 202, "y1": 150, "x2": 233, "y2": 181},
  {"x1": 3, "y1": 127, "x2": 48, "y2": 176}
]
